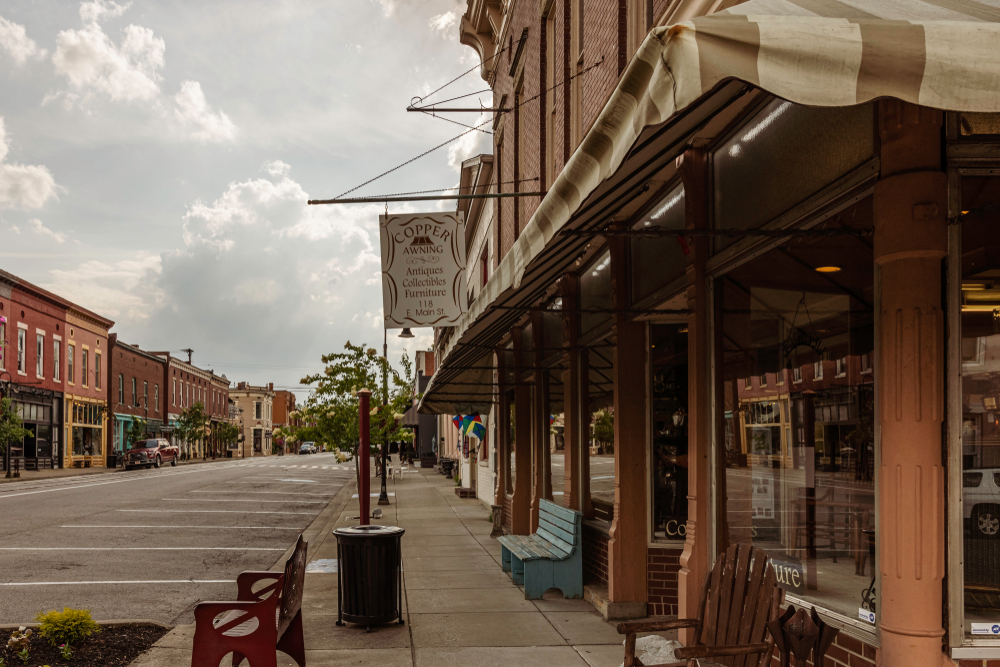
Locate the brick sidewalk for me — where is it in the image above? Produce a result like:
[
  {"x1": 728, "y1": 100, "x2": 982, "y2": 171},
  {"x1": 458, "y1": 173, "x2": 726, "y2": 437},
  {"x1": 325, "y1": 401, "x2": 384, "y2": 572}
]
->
[{"x1": 130, "y1": 464, "x2": 675, "y2": 667}]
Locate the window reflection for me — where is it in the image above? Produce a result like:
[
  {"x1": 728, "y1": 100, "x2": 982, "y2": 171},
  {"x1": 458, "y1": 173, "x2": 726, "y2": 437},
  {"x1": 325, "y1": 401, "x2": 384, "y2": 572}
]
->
[
  {"x1": 651, "y1": 324, "x2": 688, "y2": 541},
  {"x1": 718, "y1": 204, "x2": 876, "y2": 621},
  {"x1": 959, "y1": 178, "x2": 1000, "y2": 633}
]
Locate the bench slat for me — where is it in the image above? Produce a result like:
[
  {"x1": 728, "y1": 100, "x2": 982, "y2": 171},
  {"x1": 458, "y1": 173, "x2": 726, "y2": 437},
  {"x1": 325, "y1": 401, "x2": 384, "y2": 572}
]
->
[
  {"x1": 536, "y1": 528, "x2": 573, "y2": 555},
  {"x1": 540, "y1": 508, "x2": 578, "y2": 535},
  {"x1": 539, "y1": 517, "x2": 576, "y2": 545},
  {"x1": 499, "y1": 537, "x2": 536, "y2": 561},
  {"x1": 501, "y1": 534, "x2": 564, "y2": 560},
  {"x1": 531, "y1": 534, "x2": 570, "y2": 560},
  {"x1": 540, "y1": 499, "x2": 579, "y2": 525}
]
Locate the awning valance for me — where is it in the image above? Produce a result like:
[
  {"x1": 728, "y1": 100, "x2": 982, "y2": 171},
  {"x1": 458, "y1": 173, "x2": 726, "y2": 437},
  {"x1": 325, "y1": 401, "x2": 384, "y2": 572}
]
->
[{"x1": 420, "y1": 0, "x2": 1000, "y2": 414}]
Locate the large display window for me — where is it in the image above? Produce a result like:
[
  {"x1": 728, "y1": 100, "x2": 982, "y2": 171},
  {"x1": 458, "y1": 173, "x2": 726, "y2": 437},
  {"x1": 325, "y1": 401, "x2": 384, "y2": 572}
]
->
[
  {"x1": 650, "y1": 323, "x2": 688, "y2": 542},
  {"x1": 715, "y1": 200, "x2": 877, "y2": 626}
]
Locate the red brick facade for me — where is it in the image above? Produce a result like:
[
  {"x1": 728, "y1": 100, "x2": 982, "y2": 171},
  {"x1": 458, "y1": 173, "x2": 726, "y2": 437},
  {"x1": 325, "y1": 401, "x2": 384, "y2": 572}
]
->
[
  {"x1": 646, "y1": 547, "x2": 681, "y2": 616},
  {"x1": 108, "y1": 336, "x2": 166, "y2": 420},
  {"x1": 583, "y1": 522, "x2": 610, "y2": 586},
  {"x1": 768, "y1": 630, "x2": 877, "y2": 667}
]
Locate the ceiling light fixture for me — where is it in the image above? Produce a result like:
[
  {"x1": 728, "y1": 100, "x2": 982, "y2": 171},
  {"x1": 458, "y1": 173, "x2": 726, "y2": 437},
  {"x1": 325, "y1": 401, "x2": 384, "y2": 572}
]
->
[{"x1": 815, "y1": 266, "x2": 841, "y2": 273}]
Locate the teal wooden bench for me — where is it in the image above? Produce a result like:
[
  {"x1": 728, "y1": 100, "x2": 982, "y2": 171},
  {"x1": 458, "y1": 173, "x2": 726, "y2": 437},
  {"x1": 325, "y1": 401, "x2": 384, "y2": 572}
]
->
[{"x1": 498, "y1": 499, "x2": 583, "y2": 600}]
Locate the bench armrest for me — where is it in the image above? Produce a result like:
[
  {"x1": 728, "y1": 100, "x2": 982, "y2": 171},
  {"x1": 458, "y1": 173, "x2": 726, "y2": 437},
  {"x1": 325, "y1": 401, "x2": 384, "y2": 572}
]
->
[
  {"x1": 236, "y1": 571, "x2": 283, "y2": 602},
  {"x1": 617, "y1": 618, "x2": 699, "y2": 635},
  {"x1": 674, "y1": 642, "x2": 771, "y2": 660}
]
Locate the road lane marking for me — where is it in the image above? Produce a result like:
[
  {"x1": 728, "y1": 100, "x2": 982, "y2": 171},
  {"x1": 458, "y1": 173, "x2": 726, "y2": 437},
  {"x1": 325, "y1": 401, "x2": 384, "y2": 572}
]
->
[
  {"x1": 62, "y1": 525, "x2": 302, "y2": 530},
  {"x1": 0, "y1": 580, "x2": 237, "y2": 586},
  {"x1": 0, "y1": 462, "x2": 250, "y2": 501},
  {"x1": 162, "y1": 498, "x2": 325, "y2": 504},
  {"x1": 0, "y1": 547, "x2": 285, "y2": 551},
  {"x1": 119, "y1": 509, "x2": 314, "y2": 515}
]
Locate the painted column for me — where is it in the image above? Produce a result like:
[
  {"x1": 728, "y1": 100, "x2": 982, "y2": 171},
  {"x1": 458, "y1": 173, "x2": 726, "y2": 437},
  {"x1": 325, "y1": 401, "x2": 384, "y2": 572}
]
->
[
  {"x1": 530, "y1": 311, "x2": 552, "y2": 531},
  {"x1": 560, "y1": 273, "x2": 584, "y2": 511},
  {"x1": 873, "y1": 100, "x2": 946, "y2": 667},
  {"x1": 677, "y1": 148, "x2": 711, "y2": 645},
  {"x1": 511, "y1": 326, "x2": 532, "y2": 535},
  {"x1": 607, "y1": 225, "x2": 648, "y2": 617},
  {"x1": 495, "y1": 346, "x2": 509, "y2": 504}
]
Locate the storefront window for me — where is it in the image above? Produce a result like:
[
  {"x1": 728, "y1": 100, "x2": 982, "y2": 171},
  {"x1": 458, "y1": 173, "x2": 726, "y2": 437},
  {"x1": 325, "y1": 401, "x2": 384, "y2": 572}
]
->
[
  {"x1": 717, "y1": 204, "x2": 875, "y2": 622},
  {"x1": 650, "y1": 323, "x2": 688, "y2": 542},
  {"x1": 713, "y1": 100, "x2": 873, "y2": 251},
  {"x1": 959, "y1": 177, "x2": 1000, "y2": 637},
  {"x1": 580, "y1": 250, "x2": 611, "y2": 335},
  {"x1": 72, "y1": 426, "x2": 101, "y2": 456},
  {"x1": 632, "y1": 184, "x2": 686, "y2": 303}
]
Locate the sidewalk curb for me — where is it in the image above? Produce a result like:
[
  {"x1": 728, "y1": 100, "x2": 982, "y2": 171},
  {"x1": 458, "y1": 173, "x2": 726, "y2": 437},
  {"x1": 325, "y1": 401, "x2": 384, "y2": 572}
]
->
[{"x1": 0, "y1": 619, "x2": 173, "y2": 631}]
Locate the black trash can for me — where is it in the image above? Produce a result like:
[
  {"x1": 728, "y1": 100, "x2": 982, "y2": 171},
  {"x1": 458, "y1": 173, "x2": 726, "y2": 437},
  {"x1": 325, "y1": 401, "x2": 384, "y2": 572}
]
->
[
  {"x1": 334, "y1": 525, "x2": 405, "y2": 631},
  {"x1": 441, "y1": 459, "x2": 454, "y2": 477}
]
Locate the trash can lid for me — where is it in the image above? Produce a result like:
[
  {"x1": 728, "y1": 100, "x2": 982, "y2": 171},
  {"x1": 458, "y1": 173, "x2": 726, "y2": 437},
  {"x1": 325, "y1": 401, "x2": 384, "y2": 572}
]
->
[{"x1": 333, "y1": 525, "x2": 405, "y2": 537}]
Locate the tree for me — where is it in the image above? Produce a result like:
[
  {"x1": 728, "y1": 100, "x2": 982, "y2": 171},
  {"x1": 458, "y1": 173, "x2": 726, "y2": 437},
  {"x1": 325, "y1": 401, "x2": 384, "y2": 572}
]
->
[
  {"x1": 124, "y1": 418, "x2": 148, "y2": 449},
  {"x1": 213, "y1": 421, "x2": 241, "y2": 451},
  {"x1": 176, "y1": 402, "x2": 210, "y2": 459},
  {"x1": 592, "y1": 409, "x2": 615, "y2": 454},
  {"x1": 0, "y1": 396, "x2": 30, "y2": 458}
]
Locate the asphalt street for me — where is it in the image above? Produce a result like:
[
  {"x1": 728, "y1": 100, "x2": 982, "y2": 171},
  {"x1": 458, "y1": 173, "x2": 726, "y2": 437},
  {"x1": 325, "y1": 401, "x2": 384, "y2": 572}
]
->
[{"x1": 0, "y1": 452, "x2": 352, "y2": 625}]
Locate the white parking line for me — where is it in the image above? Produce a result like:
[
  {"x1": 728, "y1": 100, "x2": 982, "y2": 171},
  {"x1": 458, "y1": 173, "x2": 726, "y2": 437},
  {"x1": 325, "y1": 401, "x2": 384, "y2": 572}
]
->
[
  {"x1": 0, "y1": 580, "x2": 237, "y2": 586},
  {"x1": 162, "y1": 498, "x2": 325, "y2": 504},
  {"x1": 0, "y1": 547, "x2": 285, "y2": 551},
  {"x1": 62, "y1": 525, "x2": 302, "y2": 530},
  {"x1": 119, "y1": 509, "x2": 314, "y2": 515},
  {"x1": 0, "y1": 463, "x2": 246, "y2": 501}
]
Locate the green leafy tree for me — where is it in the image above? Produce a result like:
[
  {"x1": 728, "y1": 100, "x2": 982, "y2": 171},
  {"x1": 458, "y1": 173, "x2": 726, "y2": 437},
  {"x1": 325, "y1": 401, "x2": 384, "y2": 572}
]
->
[
  {"x1": 0, "y1": 396, "x2": 30, "y2": 457},
  {"x1": 213, "y1": 421, "x2": 241, "y2": 451},
  {"x1": 592, "y1": 409, "x2": 615, "y2": 454},
  {"x1": 176, "y1": 402, "x2": 210, "y2": 458},
  {"x1": 124, "y1": 418, "x2": 148, "y2": 449}
]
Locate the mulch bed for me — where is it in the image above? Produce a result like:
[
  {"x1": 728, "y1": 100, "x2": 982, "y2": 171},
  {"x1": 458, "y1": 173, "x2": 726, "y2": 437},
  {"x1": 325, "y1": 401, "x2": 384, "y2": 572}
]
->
[{"x1": 0, "y1": 624, "x2": 170, "y2": 667}]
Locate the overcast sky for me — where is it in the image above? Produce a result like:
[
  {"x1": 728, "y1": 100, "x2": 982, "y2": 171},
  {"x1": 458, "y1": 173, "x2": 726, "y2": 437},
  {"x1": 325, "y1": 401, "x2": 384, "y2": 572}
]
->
[{"x1": 0, "y1": 0, "x2": 490, "y2": 397}]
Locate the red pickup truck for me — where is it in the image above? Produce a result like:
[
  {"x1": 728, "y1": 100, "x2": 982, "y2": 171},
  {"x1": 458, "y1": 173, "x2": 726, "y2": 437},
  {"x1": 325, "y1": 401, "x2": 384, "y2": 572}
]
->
[{"x1": 124, "y1": 439, "x2": 179, "y2": 470}]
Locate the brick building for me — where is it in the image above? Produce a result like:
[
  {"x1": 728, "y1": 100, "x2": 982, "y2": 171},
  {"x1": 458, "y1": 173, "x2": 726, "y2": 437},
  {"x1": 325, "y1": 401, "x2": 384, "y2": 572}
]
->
[
  {"x1": 107, "y1": 335, "x2": 168, "y2": 457},
  {"x1": 272, "y1": 389, "x2": 299, "y2": 454},
  {"x1": 419, "y1": 1, "x2": 1000, "y2": 666},
  {"x1": 152, "y1": 352, "x2": 222, "y2": 459}
]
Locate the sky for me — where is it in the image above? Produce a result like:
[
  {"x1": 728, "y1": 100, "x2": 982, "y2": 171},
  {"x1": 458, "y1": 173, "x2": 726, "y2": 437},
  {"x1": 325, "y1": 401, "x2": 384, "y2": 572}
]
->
[{"x1": 0, "y1": 0, "x2": 492, "y2": 398}]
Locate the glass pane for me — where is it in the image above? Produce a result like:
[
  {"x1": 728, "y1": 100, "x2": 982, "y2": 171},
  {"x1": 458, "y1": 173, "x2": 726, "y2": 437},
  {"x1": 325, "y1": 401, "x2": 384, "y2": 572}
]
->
[
  {"x1": 718, "y1": 202, "x2": 875, "y2": 621},
  {"x1": 960, "y1": 175, "x2": 1000, "y2": 636},
  {"x1": 580, "y1": 250, "x2": 611, "y2": 334},
  {"x1": 632, "y1": 184, "x2": 686, "y2": 302},
  {"x1": 651, "y1": 323, "x2": 689, "y2": 542},
  {"x1": 714, "y1": 100, "x2": 873, "y2": 251}
]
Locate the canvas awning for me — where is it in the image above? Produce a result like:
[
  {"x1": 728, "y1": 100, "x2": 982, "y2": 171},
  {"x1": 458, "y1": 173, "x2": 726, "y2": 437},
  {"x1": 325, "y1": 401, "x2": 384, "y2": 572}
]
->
[{"x1": 420, "y1": 0, "x2": 1000, "y2": 414}]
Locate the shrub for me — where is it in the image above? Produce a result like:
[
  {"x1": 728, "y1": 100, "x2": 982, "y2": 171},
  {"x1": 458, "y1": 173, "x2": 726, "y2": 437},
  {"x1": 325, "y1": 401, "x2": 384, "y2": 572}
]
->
[{"x1": 34, "y1": 608, "x2": 101, "y2": 646}]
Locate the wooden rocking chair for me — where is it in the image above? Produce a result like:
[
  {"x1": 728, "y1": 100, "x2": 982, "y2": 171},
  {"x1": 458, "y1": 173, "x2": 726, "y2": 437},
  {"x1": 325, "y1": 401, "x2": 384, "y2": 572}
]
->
[{"x1": 618, "y1": 543, "x2": 783, "y2": 667}]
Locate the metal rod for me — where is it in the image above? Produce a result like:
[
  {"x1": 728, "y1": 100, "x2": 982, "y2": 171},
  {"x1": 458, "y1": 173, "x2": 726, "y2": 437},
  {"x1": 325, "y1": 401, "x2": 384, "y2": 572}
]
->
[
  {"x1": 407, "y1": 107, "x2": 509, "y2": 113},
  {"x1": 308, "y1": 192, "x2": 545, "y2": 205}
]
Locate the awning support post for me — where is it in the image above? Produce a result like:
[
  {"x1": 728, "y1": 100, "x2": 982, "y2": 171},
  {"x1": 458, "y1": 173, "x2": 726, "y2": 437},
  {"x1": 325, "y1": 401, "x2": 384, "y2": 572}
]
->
[
  {"x1": 559, "y1": 273, "x2": 586, "y2": 513},
  {"x1": 510, "y1": 326, "x2": 532, "y2": 535}
]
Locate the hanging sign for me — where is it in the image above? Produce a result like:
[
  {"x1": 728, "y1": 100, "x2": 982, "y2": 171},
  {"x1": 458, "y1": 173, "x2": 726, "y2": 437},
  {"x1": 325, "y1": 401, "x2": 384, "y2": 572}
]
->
[{"x1": 380, "y1": 212, "x2": 466, "y2": 329}]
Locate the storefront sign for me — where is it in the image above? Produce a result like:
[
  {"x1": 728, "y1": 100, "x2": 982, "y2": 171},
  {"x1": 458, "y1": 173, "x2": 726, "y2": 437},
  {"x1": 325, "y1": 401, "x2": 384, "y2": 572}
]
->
[
  {"x1": 379, "y1": 212, "x2": 466, "y2": 329},
  {"x1": 971, "y1": 623, "x2": 1000, "y2": 635},
  {"x1": 769, "y1": 556, "x2": 805, "y2": 594}
]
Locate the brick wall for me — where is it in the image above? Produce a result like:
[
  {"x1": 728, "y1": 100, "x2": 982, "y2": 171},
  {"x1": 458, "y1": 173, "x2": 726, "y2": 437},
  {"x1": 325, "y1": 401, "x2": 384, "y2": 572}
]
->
[
  {"x1": 583, "y1": 521, "x2": 610, "y2": 585},
  {"x1": 647, "y1": 547, "x2": 681, "y2": 616},
  {"x1": 108, "y1": 337, "x2": 167, "y2": 418},
  {"x1": 767, "y1": 625, "x2": 877, "y2": 667},
  {"x1": 957, "y1": 660, "x2": 1000, "y2": 667},
  {"x1": 582, "y1": 0, "x2": 621, "y2": 135}
]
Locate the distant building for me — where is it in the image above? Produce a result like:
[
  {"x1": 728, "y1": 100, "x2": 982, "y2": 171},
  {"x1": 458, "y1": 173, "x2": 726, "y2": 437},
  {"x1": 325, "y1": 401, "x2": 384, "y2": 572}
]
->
[
  {"x1": 0, "y1": 269, "x2": 113, "y2": 471},
  {"x1": 230, "y1": 382, "x2": 275, "y2": 458},
  {"x1": 272, "y1": 389, "x2": 299, "y2": 454},
  {"x1": 107, "y1": 335, "x2": 167, "y2": 456}
]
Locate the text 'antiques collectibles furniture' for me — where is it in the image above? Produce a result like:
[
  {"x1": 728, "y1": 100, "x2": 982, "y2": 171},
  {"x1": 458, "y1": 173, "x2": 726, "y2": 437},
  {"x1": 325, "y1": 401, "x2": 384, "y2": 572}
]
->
[
  {"x1": 498, "y1": 499, "x2": 584, "y2": 600},
  {"x1": 191, "y1": 535, "x2": 308, "y2": 667},
  {"x1": 617, "y1": 543, "x2": 783, "y2": 667}
]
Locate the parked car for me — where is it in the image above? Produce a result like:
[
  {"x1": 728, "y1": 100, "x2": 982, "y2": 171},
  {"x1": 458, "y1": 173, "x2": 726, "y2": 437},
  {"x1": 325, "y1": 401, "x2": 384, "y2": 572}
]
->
[
  {"x1": 964, "y1": 469, "x2": 1000, "y2": 538},
  {"x1": 299, "y1": 444, "x2": 312, "y2": 455},
  {"x1": 125, "y1": 439, "x2": 179, "y2": 470}
]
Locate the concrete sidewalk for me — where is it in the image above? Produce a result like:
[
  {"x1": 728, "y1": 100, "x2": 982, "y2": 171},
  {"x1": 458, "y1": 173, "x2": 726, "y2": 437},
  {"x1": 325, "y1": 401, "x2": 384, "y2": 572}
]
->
[{"x1": 130, "y1": 463, "x2": 674, "y2": 667}]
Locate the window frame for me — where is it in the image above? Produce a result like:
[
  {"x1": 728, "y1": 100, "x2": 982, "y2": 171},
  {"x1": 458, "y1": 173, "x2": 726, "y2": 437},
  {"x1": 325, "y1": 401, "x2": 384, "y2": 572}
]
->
[
  {"x1": 17, "y1": 326, "x2": 26, "y2": 374},
  {"x1": 53, "y1": 337, "x2": 60, "y2": 382},
  {"x1": 36, "y1": 332, "x2": 44, "y2": 378},
  {"x1": 67, "y1": 343, "x2": 75, "y2": 384}
]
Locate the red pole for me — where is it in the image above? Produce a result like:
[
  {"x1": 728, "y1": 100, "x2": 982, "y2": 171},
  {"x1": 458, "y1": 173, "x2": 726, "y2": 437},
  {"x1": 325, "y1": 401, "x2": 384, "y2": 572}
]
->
[{"x1": 358, "y1": 389, "x2": 371, "y2": 525}]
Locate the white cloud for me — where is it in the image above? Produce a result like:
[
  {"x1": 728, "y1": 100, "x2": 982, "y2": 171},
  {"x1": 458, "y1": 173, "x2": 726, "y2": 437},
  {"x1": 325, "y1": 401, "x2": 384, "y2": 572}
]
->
[
  {"x1": 43, "y1": 252, "x2": 164, "y2": 326},
  {"x1": 30, "y1": 219, "x2": 66, "y2": 243},
  {"x1": 0, "y1": 14, "x2": 44, "y2": 65},
  {"x1": 0, "y1": 118, "x2": 59, "y2": 211},
  {"x1": 173, "y1": 80, "x2": 237, "y2": 143},
  {"x1": 447, "y1": 112, "x2": 490, "y2": 172},
  {"x1": 263, "y1": 160, "x2": 290, "y2": 177},
  {"x1": 52, "y1": 21, "x2": 164, "y2": 102},
  {"x1": 80, "y1": 0, "x2": 131, "y2": 24},
  {"x1": 428, "y1": 11, "x2": 458, "y2": 35},
  {"x1": 371, "y1": 0, "x2": 397, "y2": 17}
]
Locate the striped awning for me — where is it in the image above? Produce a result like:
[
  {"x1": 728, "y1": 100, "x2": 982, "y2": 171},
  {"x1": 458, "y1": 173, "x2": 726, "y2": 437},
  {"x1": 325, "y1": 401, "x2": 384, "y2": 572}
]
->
[{"x1": 420, "y1": 0, "x2": 1000, "y2": 414}]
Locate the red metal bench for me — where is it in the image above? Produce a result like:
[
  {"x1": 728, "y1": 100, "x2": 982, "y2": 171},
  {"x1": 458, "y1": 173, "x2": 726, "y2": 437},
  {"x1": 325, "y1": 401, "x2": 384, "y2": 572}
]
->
[{"x1": 191, "y1": 534, "x2": 308, "y2": 667}]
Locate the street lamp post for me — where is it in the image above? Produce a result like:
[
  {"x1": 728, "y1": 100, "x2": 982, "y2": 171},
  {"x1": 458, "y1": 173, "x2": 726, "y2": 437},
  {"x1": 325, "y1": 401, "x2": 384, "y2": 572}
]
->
[
  {"x1": 378, "y1": 330, "x2": 390, "y2": 506},
  {"x1": 1, "y1": 370, "x2": 12, "y2": 478}
]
